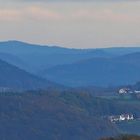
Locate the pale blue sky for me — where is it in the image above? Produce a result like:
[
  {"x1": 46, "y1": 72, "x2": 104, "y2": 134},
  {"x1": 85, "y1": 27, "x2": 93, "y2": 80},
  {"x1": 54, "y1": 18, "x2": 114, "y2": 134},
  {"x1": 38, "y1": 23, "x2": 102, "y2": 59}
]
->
[{"x1": 0, "y1": 0, "x2": 140, "y2": 48}]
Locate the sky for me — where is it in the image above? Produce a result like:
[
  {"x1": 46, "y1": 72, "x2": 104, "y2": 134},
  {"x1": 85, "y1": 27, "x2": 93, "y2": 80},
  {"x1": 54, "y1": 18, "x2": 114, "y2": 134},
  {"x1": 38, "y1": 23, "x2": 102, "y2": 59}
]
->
[{"x1": 0, "y1": 0, "x2": 140, "y2": 48}]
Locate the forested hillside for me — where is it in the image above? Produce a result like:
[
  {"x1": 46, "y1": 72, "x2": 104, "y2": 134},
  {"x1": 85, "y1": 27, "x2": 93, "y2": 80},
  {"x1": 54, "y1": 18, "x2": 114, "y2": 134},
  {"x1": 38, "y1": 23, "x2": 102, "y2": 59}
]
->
[
  {"x1": 0, "y1": 91, "x2": 118, "y2": 140},
  {"x1": 0, "y1": 89, "x2": 140, "y2": 139}
]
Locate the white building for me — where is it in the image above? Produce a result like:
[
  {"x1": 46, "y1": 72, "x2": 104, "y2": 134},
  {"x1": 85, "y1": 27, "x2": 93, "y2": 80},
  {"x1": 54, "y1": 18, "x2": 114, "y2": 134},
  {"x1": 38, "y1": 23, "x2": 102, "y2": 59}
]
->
[
  {"x1": 134, "y1": 90, "x2": 140, "y2": 94},
  {"x1": 119, "y1": 88, "x2": 128, "y2": 94},
  {"x1": 109, "y1": 114, "x2": 134, "y2": 122}
]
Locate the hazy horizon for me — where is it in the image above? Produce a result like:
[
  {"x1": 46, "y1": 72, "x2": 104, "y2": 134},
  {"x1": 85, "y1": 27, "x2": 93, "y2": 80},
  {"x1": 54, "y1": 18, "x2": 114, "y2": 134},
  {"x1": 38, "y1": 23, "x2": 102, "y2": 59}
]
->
[
  {"x1": 1, "y1": 0, "x2": 140, "y2": 48},
  {"x1": 2, "y1": 39, "x2": 140, "y2": 50}
]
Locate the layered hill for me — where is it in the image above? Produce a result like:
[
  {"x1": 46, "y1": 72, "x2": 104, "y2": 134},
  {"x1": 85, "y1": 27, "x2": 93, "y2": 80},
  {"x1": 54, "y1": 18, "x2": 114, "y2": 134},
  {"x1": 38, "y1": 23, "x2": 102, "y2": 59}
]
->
[
  {"x1": 1, "y1": 41, "x2": 140, "y2": 87},
  {"x1": 0, "y1": 52, "x2": 27, "y2": 71},
  {"x1": 0, "y1": 58, "x2": 54, "y2": 90},
  {"x1": 0, "y1": 40, "x2": 120, "y2": 73},
  {"x1": 43, "y1": 53, "x2": 140, "y2": 87}
]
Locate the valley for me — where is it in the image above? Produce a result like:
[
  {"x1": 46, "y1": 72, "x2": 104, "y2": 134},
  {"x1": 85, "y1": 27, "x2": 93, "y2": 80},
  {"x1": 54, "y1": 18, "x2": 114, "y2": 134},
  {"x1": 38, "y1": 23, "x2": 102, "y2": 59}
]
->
[
  {"x1": 0, "y1": 41, "x2": 140, "y2": 139},
  {"x1": 1, "y1": 0, "x2": 140, "y2": 139}
]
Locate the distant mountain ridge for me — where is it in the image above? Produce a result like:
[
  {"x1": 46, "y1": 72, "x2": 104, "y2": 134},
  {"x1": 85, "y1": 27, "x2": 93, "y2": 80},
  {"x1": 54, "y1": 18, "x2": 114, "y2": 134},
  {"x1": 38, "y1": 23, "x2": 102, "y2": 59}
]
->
[
  {"x1": 1, "y1": 40, "x2": 140, "y2": 87},
  {"x1": 0, "y1": 40, "x2": 118, "y2": 73}
]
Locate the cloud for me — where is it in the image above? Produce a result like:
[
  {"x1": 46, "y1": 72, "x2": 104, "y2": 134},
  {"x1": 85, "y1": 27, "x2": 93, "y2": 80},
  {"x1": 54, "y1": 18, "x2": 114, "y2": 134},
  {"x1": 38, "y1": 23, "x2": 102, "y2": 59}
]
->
[
  {"x1": 25, "y1": 6, "x2": 63, "y2": 21},
  {"x1": 0, "y1": 6, "x2": 63, "y2": 21},
  {"x1": 0, "y1": 1, "x2": 140, "y2": 24},
  {"x1": 0, "y1": 0, "x2": 140, "y2": 48},
  {"x1": 0, "y1": 9, "x2": 20, "y2": 21},
  {"x1": 0, "y1": 0, "x2": 140, "y2": 4},
  {"x1": 72, "y1": 9, "x2": 139, "y2": 23},
  {"x1": 0, "y1": 2, "x2": 140, "y2": 24}
]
